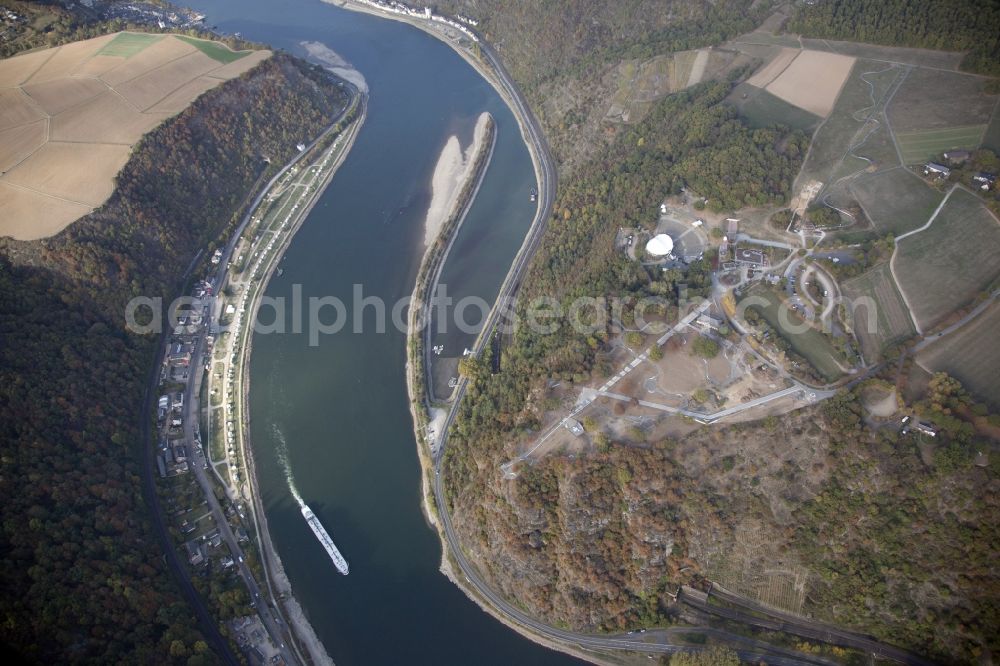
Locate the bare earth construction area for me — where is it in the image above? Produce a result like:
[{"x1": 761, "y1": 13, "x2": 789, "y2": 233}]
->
[{"x1": 0, "y1": 32, "x2": 269, "y2": 240}]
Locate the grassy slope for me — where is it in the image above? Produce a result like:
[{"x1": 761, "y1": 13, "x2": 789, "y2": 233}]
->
[{"x1": 895, "y1": 188, "x2": 1000, "y2": 329}]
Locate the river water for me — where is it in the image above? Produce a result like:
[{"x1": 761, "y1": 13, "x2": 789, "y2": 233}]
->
[{"x1": 183, "y1": 1, "x2": 579, "y2": 663}]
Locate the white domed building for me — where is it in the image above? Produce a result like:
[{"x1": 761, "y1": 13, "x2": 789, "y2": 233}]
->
[{"x1": 645, "y1": 233, "x2": 674, "y2": 258}]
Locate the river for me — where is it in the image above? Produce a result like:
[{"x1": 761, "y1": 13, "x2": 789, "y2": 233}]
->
[{"x1": 183, "y1": 1, "x2": 580, "y2": 663}]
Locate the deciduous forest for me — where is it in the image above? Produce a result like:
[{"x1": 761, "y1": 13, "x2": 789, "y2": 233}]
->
[{"x1": 0, "y1": 53, "x2": 347, "y2": 663}]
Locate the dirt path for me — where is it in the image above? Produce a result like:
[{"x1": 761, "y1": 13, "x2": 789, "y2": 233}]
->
[{"x1": 889, "y1": 185, "x2": 958, "y2": 334}]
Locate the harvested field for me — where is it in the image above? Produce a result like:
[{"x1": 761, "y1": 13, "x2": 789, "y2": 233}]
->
[
  {"x1": 24, "y1": 33, "x2": 116, "y2": 83},
  {"x1": 887, "y1": 68, "x2": 997, "y2": 133},
  {"x1": 0, "y1": 89, "x2": 45, "y2": 130},
  {"x1": 99, "y1": 36, "x2": 196, "y2": 87},
  {"x1": 21, "y1": 77, "x2": 105, "y2": 115},
  {"x1": 843, "y1": 263, "x2": 915, "y2": 363},
  {"x1": 746, "y1": 47, "x2": 798, "y2": 88},
  {"x1": 0, "y1": 120, "x2": 46, "y2": 173},
  {"x1": 686, "y1": 49, "x2": 709, "y2": 87},
  {"x1": 895, "y1": 189, "x2": 1000, "y2": 330},
  {"x1": 766, "y1": 50, "x2": 855, "y2": 117},
  {"x1": 146, "y1": 76, "x2": 220, "y2": 114},
  {"x1": 116, "y1": 51, "x2": 220, "y2": 110},
  {"x1": 0, "y1": 49, "x2": 52, "y2": 87},
  {"x1": 728, "y1": 82, "x2": 821, "y2": 133},
  {"x1": 917, "y1": 301, "x2": 1000, "y2": 406},
  {"x1": 894, "y1": 125, "x2": 987, "y2": 165},
  {"x1": 0, "y1": 183, "x2": 92, "y2": 240},
  {"x1": 850, "y1": 167, "x2": 943, "y2": 236},
  {"x1": 50, "y1": 91, "x2": 167, "y2": 144},
  {"x1": 0, "y1": 32, "x2": 270, "y2": 239},
  {"x1": 71, "y1": 54, "x2": 128, "y2": 79},
  {"x1": 3, "y1": 142, "x2": 131, "y2": 206}
]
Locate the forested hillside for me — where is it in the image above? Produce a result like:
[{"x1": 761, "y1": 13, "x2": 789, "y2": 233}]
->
[
  {"x1": 433, "y1": 0, "x2": 775, "y2": 171},
  {"x1": 788, "y1": 0, "x2": 1000, "y2": 75},
  {"x1": 447, "y1": 79, "x2": 805, "y2": 446},
  {"x1": 0, "y1": 53, "x2": 347, "y2": 663},
  {"x1": 442, "y1": 26, "x2": 999, "y2": 657}
]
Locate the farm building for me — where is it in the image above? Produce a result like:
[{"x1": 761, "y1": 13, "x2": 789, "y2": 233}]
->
[
  {"x1": 924, "y1": 162, "x2": 951, "y2": 178},
  {"x1": 973, "y1": 172, "x2": 996, "y2": 190},
  {"x1": 942, "y1": 150, "x2": 970, "y2": 164}
]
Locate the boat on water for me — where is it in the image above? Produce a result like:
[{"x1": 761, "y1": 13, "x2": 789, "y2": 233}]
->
[
  {"x1": 301, "y1": 505, "x2": 349, "y2": 575},
  {"x1": 529, "y1": 187, "x2": 537, "y2": 202}
]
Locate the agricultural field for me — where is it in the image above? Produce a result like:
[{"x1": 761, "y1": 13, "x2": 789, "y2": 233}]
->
[
  {"x1": 746, "y1": 47, "x2": 798, "y2": 88},
  {"x1": 798, "y1": 38, "x2": 965, "y2": 71},
  {"x1": 983, "y1": 107, "x2": 1000, "y2": 153},
  {"x1": 850, "y1": 167, "x2": 943, "y2": 236},
  {"x1": 0, "y1": 32, "x2": 269, "y2": 240},
  {"x1": 850, "y1": 120, "x2": 900, "y2": 171},
  {"x1": 917, "y1": 301, "x2": 1000, "y2": 406},
  {"x1": 894, "y1": 125, "x2": 988, "y2": 165},
  {"x1": 842, "y1": 263, "x2": 916, "y2": 363},
  {"x1": 894, "y1": 188, "x2": 1000, "y2": 330},
  {"x1": 887, "y1": 68, "x2": 997, "y2": 133},
  {"x1": 727, "y1": 82, "x2": 821, "y2": 133},
  {"x1": 796, "y1": 60, "x2": 907, "y2": 188},
  {"x1": 742, "y1": 286, "x2": 846, "y2": 382},
  {"x1": 763, "y1": 49, "x2": 856, "y2": 118}
]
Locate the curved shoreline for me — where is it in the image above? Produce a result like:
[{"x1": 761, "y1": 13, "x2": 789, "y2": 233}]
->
[
  {"x1": 225, "y1": 90, "x2": 367, "y2": 666},
  {"x1": 406, "y1": 113, "x2": 495, "y2": 512},
  {"x1": 324, "y1": 2, "x2": 607, "y2": 663}
]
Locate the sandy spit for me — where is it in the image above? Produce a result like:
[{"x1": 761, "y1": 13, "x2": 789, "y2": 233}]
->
[
  {"x1": 300, "y1": 40, "x2": 369, "y2": 93},
  {"x1": 423, "y1": 111, "x2": 491, "y2": 246}
]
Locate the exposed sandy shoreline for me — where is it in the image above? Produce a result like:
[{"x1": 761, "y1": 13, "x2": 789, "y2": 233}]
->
[
  {"x1": 320, "y1": 2, "x2": 592, "y2": 662},
  {"x1": 300, "y1": 41, "x2": 369, "y2": 93},
  {"x1": 424, "y1": 112, "x2": 491, "y2": 246}
]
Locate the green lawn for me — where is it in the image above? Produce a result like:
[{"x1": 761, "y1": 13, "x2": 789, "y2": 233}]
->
[
  {"x1": 176, "y1": 35, "x2": 252, "y2": 64},
  {"x1": 894, "y1": 125, "x2": 986, "y2": 164},
  {"x1": 98, "y1": 32, "x2": 163, "y2": 58},
  {"x1": 744, "y1": 287, "x2": 846, "y2": 382}
]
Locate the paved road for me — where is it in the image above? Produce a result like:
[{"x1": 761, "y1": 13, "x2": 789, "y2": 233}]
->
[
  {"x1": 140, "y1": 82, "x2": 360, "y2": 666},
  {"x1": 682, "y1": 586, "x2": 934, "y2": 666},
  {"x1": 184, "y1": 332, "x2": 298, "y2": 665},
  {"x1": 422, "y1": 29, "x2": 832, "y2": 666},
  {"x1": 139, "y1": 340, "x2": 242, "y2": 666},
  {"x1": 911, "y1": 288, "x2": 1000, "y2": 354}
]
